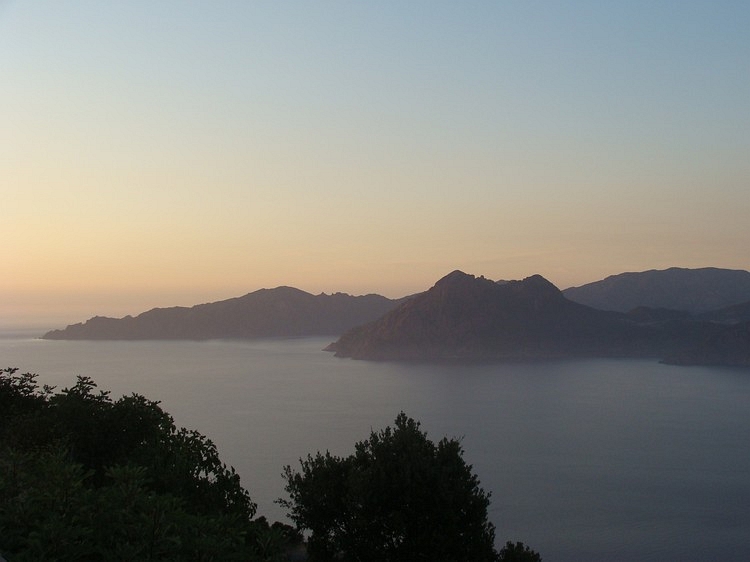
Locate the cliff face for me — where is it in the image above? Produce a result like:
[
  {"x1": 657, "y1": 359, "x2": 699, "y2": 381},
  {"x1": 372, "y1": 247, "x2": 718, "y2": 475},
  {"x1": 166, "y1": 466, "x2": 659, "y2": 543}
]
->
[
  {"x1": 326, "y1": 271, "x2": 671, "y2": 361},
  {"x1": 43, "y1": 287, "x2": 404, "y2": 340}
]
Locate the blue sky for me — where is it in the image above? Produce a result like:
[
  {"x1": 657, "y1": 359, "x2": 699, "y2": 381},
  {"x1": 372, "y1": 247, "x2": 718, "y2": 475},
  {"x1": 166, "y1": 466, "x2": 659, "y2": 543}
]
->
[{"x1": 2, "y1": 1, "x2": 749, "y2": 325}]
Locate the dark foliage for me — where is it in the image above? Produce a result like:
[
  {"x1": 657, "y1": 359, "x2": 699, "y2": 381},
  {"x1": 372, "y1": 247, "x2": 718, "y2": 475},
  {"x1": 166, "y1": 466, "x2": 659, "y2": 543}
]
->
[
  {"x1": 0, "y1": 367, "x2": 286, "y2": 561},
  {"x1": 2, "y1": 368, "x2": 542, "y2": 561},
  {"x1": 280, "y1": 412, "x2": 498, "y2": 562},
  {"x1": 498, "y1": 541, "x2": 542, "y2": 561}
]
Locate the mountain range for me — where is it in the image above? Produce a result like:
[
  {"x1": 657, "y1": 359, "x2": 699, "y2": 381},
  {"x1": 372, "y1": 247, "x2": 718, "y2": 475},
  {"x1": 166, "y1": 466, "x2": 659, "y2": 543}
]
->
[
  {"x1": 326, "y1": 271, "x2": 662, "y2": 360},
  {"x1": 43, "y1": 287, "x2": 404, "y2": 340},
  {"x1": 562, "y1": 267, "x2": 750, "y2": 313},
  {"x1": 327, "y1": 269, "x2": 750, "y2": 366},
  {"x1": 43, "y1": 267, "x2": 750, "y2": 367}
]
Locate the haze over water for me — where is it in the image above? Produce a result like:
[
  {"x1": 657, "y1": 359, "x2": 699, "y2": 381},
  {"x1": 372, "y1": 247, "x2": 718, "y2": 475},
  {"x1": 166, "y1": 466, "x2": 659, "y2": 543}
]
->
[{"x1": 3, "y1": 334, "x2": 748, "y2": 562}]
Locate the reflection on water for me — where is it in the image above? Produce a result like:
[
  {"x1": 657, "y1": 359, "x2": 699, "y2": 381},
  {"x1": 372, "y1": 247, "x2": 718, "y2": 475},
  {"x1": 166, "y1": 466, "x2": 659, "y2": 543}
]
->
[{"x1": 2, "y1": 335, "x2": 749, "y2": 562}]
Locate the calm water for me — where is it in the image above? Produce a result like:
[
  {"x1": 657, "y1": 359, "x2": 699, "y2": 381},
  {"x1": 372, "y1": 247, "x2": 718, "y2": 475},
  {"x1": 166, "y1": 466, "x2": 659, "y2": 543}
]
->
[{"x1": 2, "y1": 334, "x2": 749, "y2": 561}]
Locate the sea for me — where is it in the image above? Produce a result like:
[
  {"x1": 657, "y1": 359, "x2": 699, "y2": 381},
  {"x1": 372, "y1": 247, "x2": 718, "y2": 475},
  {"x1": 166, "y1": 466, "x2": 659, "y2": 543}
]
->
[{"x1": 1, "y1": 330, "x2": 749, "y2": 562}]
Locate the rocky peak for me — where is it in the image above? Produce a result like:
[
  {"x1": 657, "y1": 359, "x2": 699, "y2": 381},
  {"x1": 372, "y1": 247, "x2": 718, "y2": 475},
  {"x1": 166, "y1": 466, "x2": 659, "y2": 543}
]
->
[
  {"x1": 434, "y1": 270, "x2": 478, "y2": 287},
  {"x1": 510, "y1": 275, "x2": 563, "y2": 299}
]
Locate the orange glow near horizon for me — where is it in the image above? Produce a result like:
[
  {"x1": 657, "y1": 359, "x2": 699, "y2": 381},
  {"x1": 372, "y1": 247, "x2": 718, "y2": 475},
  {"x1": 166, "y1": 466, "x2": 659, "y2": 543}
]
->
[{"x1": 3, "y1": 3, "x2": 749, "y2": 327}]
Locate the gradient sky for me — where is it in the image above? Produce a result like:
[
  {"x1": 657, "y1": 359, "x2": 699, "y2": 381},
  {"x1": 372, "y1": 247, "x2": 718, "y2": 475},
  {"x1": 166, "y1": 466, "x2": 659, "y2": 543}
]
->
[{"x1": 3, "y1": 1, "x2": 749, "y2": 326}]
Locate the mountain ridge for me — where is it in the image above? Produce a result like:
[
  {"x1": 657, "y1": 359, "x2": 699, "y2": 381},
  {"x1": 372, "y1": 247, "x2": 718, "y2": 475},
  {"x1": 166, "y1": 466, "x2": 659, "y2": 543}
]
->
[
  {"x1": 563, "y1": 267, "x2": 750, "y2": 313},
  {"x1": 327, "y1": 270, "x2": 749, "y2": 366},
  {"x1": 43, "y1": 287, "x2": 406, "y2": 340},
  {"x1": 326, "y1": 271, "x2": 670, "y2": 361},
  {"x1": 41, "y1": 267, "x2": 750, "y2": 366}
]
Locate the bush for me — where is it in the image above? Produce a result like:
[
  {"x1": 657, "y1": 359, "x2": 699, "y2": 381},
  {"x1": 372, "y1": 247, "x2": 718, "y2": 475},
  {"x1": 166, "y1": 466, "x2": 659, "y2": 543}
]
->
[
  {"x1": 0, "y1": 368, "x2": 280, "y2": 561},
  {"x1": 498, "y1": 541, "x2": 543, "y2": 561},
  {"x1": 280, "y1": 412, "x2": 498, "y2": 561}
]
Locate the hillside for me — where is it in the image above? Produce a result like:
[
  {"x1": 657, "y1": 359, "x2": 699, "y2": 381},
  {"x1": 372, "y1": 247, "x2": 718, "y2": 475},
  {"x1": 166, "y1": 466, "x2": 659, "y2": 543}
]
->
[
  {"x1": 698, "y1": 301, "x2": 750, "y2": 324},
  {"x1": 326, "y1": 271, "x2": 680, "y2": 361},
  {"x1": 43, "y1": 287, "x2": 404, "y2": 340},
  {"x1": 562, "y1": 267, "x2": 750, "y2": 313},
  {"x1": 663, "y1": 321, "x2": 750, "y2": 367}
]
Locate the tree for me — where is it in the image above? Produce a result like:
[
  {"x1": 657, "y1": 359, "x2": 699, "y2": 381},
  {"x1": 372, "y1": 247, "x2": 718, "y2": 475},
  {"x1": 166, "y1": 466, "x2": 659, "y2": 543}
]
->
[
  {"x1": 0, "y1": 368, "x2": 288, "y2": 561},
  {"x1": 280, "y1": 412, "x2": 498, "y2": 562},
  {"x1": 498, "y1": 541, "x2": 542, "y2": 562}
]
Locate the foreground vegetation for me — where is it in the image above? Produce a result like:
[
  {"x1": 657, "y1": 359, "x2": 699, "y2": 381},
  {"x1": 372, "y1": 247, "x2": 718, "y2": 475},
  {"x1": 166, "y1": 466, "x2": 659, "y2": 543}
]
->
[{"x1": 0, "y1": 367, "x2": 540, "y2": 561}]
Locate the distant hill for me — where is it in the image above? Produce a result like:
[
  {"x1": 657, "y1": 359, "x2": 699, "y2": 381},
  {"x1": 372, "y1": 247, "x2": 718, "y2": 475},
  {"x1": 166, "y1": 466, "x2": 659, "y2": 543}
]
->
[
  {"x1": 41, "y1": 269, "x2": 750, "y2": 366},
  {"x1": 663, "y1": 321, "x2": 750, "y2": 367},
  {"x1": 562, "y1": 267, "x2": 750, "y2": 313},
  {"x1": 698, "y1": 301, "x2": 750, "y2": 324},
  {"x1": 326, "y1": 271, "x2": 683, "y2": 361},
  {"x1": 43, "y1": 287, "x2": 405, "y2": 340}
]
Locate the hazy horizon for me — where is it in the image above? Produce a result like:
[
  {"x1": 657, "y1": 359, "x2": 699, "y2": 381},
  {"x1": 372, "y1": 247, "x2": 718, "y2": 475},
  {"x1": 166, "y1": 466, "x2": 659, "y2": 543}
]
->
[
  {"x1": 7, "y1": 264, "x2": 750, "y2": 332},
  {"x1": 0, "y1": 266, "x2": 658, "y2": 328},
  {"x1": 4, "y1": 2, "x2": 749, "y2": 327}
]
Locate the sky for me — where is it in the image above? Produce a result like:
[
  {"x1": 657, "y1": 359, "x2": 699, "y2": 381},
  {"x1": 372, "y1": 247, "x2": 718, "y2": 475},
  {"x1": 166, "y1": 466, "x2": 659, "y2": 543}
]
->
[{"x1": 3, "y1": 1, "x2": 749, "y2": 327}]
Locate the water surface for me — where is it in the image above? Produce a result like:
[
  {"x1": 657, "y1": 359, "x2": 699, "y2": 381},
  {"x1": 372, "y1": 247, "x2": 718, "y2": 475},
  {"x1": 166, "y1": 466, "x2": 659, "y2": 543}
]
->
[{"x1": 2, "y1": 335, "x2": 748, "y2": 561}]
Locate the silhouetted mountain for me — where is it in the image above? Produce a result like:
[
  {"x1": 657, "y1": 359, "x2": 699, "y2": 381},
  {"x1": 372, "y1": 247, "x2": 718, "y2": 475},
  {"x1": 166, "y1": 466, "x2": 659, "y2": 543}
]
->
[
  {"x1": 698, "y1": 300, "x2": 750, "y2": 324},
  {"x1": 658, "y1": 299, "x2": 750, "y2": 366},
  {"x1": 663, "y1": 322, "x2": 750, "y2": 367},
  {"x1": 326, "y1": 271, "x2": 681, "y2": 361},
  {"x1": 563, "y1": 267, "x2": 750, "y2": 313},
  {"x1": 43, "y1": 287, "x2": 404, "y2": 340},
  {"x1": 625, "y1": 307, "x2": 693, "y2": 324}
]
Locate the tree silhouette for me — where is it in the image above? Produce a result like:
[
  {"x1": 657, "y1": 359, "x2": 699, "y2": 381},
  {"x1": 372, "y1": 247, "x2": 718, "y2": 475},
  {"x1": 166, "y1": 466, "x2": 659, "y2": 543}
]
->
[{"x1": 280, "y1": 412, "x2": 498, "y2": 561}]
